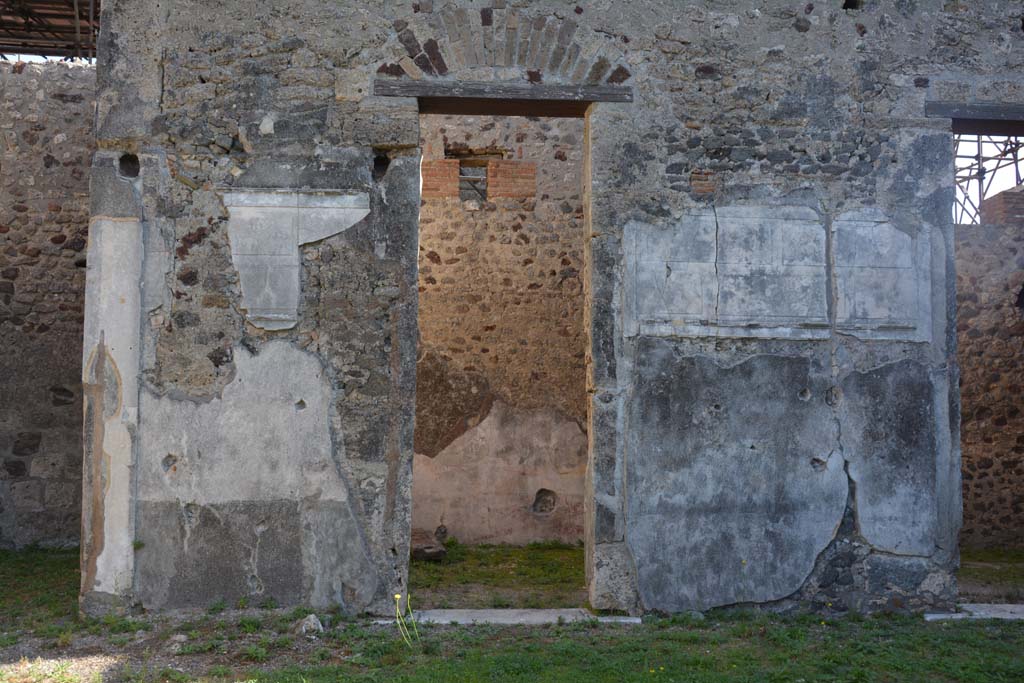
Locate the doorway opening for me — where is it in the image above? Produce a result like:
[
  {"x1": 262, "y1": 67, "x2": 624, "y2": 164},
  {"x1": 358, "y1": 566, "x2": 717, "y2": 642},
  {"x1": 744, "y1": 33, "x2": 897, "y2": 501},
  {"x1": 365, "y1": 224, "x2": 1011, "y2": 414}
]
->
[
  {"x1": 410, "y1": 110, "x2": 589, "y2": 609},
  {"x1": 952, "y1": 118, "x2": 1024, "y2": 603}
]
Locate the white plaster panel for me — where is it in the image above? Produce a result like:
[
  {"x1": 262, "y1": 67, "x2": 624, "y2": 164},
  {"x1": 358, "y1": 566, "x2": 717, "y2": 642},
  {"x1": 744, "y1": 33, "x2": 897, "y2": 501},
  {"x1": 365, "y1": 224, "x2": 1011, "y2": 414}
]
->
[
  {"x1": 138, "y1": 341, "x2": 345, "y2": 504},
  {"x1": 230, "y1": 257, "x2": 301, "y2": 329},
  {"x1": 300, "y1": 207, "x2": 377, "y2": 244},
  {"x1": 227, "y1": 207, "x2": 298, "y2": 256},
  {"x1": 834, "y1": 208, "x2": 931, "y2": 342},
  {"x1": 222, "y1": 190, "x2": 369, "y2": 330},
  {"x1": 625, "y1": 207, "x2": 932, "y2": 342},
  {"x1": 624, "y1": 206, "x2": 829, "y2": 339},
  {"x1": 81, "y1": 217, "x2": 144, "y2": 596}
]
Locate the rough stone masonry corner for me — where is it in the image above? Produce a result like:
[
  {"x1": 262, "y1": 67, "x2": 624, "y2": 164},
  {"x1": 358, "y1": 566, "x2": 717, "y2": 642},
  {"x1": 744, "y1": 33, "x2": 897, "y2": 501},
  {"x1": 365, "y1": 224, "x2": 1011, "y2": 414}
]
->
[{"x1": 68, "y1": 0, "x2": 1024, "y2": 616}]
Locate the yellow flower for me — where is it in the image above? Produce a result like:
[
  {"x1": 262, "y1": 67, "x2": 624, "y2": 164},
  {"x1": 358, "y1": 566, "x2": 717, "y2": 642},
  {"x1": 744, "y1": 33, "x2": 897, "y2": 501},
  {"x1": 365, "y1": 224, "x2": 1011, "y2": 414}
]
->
[{"x1": 394, "y1": 593, "x2": 402, "y2": 600}]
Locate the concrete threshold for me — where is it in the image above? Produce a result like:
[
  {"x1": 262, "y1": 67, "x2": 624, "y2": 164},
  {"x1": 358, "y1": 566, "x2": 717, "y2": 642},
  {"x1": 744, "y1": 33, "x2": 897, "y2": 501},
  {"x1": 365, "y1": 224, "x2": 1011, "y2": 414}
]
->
[
  {"x1": 373, "y1": 608, "x2": 641, "y2": 625},
  {"x1": 924, "y1": 603, "x2": 1024, "y2": 621}
]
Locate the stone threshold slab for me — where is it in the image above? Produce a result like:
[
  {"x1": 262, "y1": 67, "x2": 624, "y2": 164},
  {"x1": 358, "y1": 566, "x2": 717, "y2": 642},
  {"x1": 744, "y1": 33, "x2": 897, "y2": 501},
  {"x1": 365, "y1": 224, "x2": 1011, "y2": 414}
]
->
[
  {"x1": 924, "y1": 603, "x2": 1024, "y2": 621},
  {"x1": 374, "y1": 609, "x2": 641, "y2": 625}
]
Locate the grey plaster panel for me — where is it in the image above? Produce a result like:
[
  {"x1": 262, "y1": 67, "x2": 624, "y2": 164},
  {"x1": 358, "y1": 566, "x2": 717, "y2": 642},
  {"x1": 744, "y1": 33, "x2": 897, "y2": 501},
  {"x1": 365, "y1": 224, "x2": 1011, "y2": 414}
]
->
[
  {"x1": 839, "y1": 360, "x2": 939, "y2": 557},
  {"x1": 625, "y1": 344, "x2": 847, "y2": 612},
  {"x1": 624, "y1": 207, "x2": 831, "y2": 340},
  {"x1": 222, "y1": 191, "x2": 370, "y2": 330},
  {"x1": 134, "y1": 499, "x2": 304, "y2": 609}
]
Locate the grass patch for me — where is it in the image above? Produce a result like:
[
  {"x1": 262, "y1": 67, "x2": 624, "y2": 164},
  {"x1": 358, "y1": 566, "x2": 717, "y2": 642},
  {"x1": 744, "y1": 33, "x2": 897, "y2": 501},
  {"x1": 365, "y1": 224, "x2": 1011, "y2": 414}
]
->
[
  {"x1": 410, "y1": 540, "x2": 584, "y2": 589},
  {"x1": 959, "y1": 548, "x2": 1024, "y2": 585},
  {"x1": 237, "y1": 616, "x2": 262, "y2": 633},
  {"x1": 958, "y1": 547, "x2": 1024, "y2": 603},
  {"x1": 0, "y1": 547, "x2": 80, "y2": 634},
  {"x1": 246, "y1": 616, "x2": 1023, "y2": 683},
  {"x1": 3, "y1": 545, "x2": 1024, "y2": 682},
  {"x1": 241, "y1": 644, "x2": 270, "y2": 662},
  {"x1": 408, "y1": 540, "x2": 586, "y2": 608}
]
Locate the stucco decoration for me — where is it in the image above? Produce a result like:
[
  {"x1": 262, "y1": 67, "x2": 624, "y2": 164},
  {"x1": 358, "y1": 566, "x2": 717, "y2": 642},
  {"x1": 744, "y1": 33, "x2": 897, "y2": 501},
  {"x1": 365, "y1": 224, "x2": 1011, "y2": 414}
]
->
[
  {"x1": 834, "y1": 208, "x2": 932, "y2": 342},
  {"x1": 624, "y1": 206, "x2": 932, "y2": 342},
  {"x1": 222, "y1": 191, "x2": 370, "y2": 330},
  {"x1": 624, "y1": 207, "x2": 830, "y2": 340}
]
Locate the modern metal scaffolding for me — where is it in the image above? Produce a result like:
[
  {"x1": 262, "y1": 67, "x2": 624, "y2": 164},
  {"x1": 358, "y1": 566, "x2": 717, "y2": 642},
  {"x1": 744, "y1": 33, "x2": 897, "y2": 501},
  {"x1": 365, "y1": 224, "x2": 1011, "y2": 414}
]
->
[{"x1": 954, "y1": 134, "x2": 1024, "y2": 224}]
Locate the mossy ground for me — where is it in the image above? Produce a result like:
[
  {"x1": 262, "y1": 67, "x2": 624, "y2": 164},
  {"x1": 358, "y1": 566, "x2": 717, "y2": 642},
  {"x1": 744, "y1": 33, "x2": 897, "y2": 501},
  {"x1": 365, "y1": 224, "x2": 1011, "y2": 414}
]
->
[{"x1": 1, "y1": 546, "x2": 1023, "y2": 682}]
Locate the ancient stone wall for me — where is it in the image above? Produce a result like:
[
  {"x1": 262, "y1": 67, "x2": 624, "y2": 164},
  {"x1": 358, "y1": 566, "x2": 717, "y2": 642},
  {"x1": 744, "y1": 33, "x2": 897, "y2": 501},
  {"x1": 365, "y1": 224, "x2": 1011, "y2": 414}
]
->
[
  {"x1": 0, "y1": 62, "x2": 93, "y2": 549},
  {"x1": 956, "y1": 191, "x2": 1024, "y2": 548},
  {"x1": 84, "y1": 0, "x2": 1024, "y2": 616},
  {"x1": 413, "y1": 114, "x2": 587, "y2": 545}
]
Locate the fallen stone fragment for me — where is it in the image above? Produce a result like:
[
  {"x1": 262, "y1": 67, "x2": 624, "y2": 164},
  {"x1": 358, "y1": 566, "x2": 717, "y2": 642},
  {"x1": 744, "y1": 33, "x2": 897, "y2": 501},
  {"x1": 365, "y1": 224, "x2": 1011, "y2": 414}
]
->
[
  {"x1": 292, "y1": 613, "x2": 324, "y2": 635},
  {"x1": 411, "y1": 528, "x2": 447, "y2": 561}
]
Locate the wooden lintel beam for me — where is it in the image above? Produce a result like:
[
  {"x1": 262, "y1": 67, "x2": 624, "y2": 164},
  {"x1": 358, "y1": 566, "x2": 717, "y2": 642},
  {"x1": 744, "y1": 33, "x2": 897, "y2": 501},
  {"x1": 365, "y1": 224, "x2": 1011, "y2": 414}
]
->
[
  {"x1": 419, "y1": 96, "x2": 591, "y2": 118},
  {"x1": 925, "y1": 101, "x2": 1024, "y2": 123},
  {"x1": 373, "y1": 78, "x2": 633, "y2": 104}
]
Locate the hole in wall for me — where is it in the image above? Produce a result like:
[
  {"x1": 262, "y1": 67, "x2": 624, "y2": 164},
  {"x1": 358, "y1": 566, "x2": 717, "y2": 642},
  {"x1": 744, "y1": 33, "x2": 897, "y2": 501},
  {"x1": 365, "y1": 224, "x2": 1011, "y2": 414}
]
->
[
  {"x1": 798, "y1": 388, "x2": 811, "y2": 401},
  {"x1": 118, "y1": 153, "x2": 140, "y2": 178},
  {"x1": 372, "y1": 153, "x2": 391, "y2": 182},
  {"x1": 1016, "y1": 284, "x2": 1024, "y2": 313},
  {"x1": 295, "y1": 399, "x2": 306, "y2": 411},
  {"x1": 458, "y1": 161, "x2": 487, "y2": 200},
  {"x1": 842, "y1": 0, "x2": 863, "y2": 9},
  {"x1": 531, "y1": 489, "x2": 558, "y2": 514}
]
